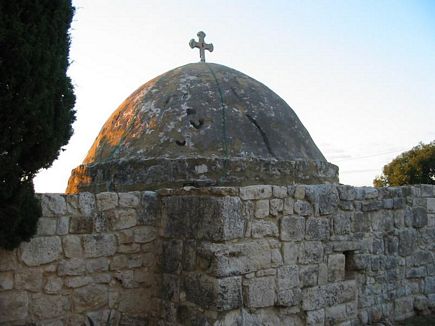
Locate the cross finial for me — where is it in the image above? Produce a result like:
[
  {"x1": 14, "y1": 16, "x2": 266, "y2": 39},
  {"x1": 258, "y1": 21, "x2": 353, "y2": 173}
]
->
[{"x1": 189, "y1": 31, "x2": 214, "y2": 63}]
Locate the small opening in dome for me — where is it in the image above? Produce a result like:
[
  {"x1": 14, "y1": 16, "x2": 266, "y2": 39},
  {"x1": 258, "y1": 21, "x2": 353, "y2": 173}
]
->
[
  {"x1": 190, "y1": 119, "x2": 204, "y2": 129},
  {"x1": 175, "y1": 139, "x2": 186, "y2": 146},
  {"x1": 186, "y1": 108, "x2": 196, "y2": 115}
]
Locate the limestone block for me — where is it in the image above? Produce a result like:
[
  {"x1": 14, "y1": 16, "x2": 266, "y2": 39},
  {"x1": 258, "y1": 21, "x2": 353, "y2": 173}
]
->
[
  {"x1": 0, "y1": 248, "x2": 17, "y2": 271},
  {"x1": 351, "y1": 211, "x2": 369, "y2": 233},
  {"x1": 244, "y1": 276, "x2": 275, "y2": 308},
  {"x1": 269, "y1": 198, "x2": 283, "y2": 216},
  {"x1": 182, "y1": 240, "x2": 197, "y2": 271},
  {"x1": 394, "y1": 296, "x2": 414, "y2": 320},
  {"x1": 94, "y1": 212, "x2": 108, "y2": 233},
  {"x1": 162, "y1": 239, "x2": 183, "y2": 273},
  {"x1": 299, "y1": 241, "x2": 323, "y2": 264},
  {"x1": 425, "y1": 276, "x2": 435, "y2": 294},
  {"x1": 318, "y1": 263, "x2": 328, "y2": 285},
  {"x1": 93, "y1": 273, "x2": 112, "y2": 284},
  {"x1": 110, "y1": 255, "x2": 129, "y2": 271},
  {"x1": 305, "y1": 217, "x2": 329, "y2": 240},
  {"x1": 119, "y1": 192, "x2": 141, "y2": 208},
  {"x1": 36, "y1": 217, "x2": 57, "y2": 236},
  {"x1": 428, "y1": 198, "x2": 435, "y2": 214},
  {"x1": 0, "y1": 271, "x2": 13, "y2": 290},
  {"x1": 56, "y1": 216, "x2": 69, "y2": 235},
  {"x1": 78, "y1": 192, "x2": 96, "y2": 217},
  {"x1": 96, "y1": 192, "x2": 118, "y2": 210},
  {"x1": 306, "y1": 309, "x2": 325, "y2": 326},
  {"x1": 414, "y1": 295, "x2": 428, "y2": 311},
  {"x1": 325, "y1": 303, "x2": 348, "y2": 325},
  {"x1": 372, "y1": 238, "x2": 384, "y2": 255},
  {"x1": 328, "y1": 254, "x2": 345, "y2": 282},
  {"x1": 44, "y1": 276, "x2": 63, "y2": 294},
  {"x1": 184, "y1": 273, "x2": 242, "y2": 311},
  {"x1": 58, "y1": 258, "x2": 85, "y2": 276},
  {"x1": 333, "y1": 212, "x2": 351, "y2": 235},
  {"x1": 337, "y1": 185, "x2": 356, "y2": 201},
  {"x1": 86, "y1": 257, "x2": 109, "y2": 273},
  {"x1": 133, "y1": 226, "x2": 156, "y2": 243},
  {"x1": 283, "y1": 197, "x2": 294, "y2": 215},
  {"x1": 15, "y1": 268, "x2": 43, "y2": 291},
  {"x1": 412, "y1": 207, "x2": 428, "y2": 228},
  {"x1": 83, "y1": 234, "x2": 117, "y2": 258},
  {"x1": 362, "y1": 200, "x2": 383, "y2": 212},
  {"x1": 72, "y1": 284, "x2": 108, "y2": 313},
  {"x1": 0, "y1": 291, "x2": 28, "y2": 323},
  {"x1": 294, "y1": 200, "x2": 313, "y2": 216},
  {"x1": 63, "y1": 235, "x2": 83, "y2": 258},
  {"x1": 370, "y1": 210, "x2": 394, "y2": 232},
  {"x1": 276, "y1": 265, "x2": 300, "y2": 306},
  {"x1": 251, "y1": 220, "x2": 278, "y2": 238},
  {"x1": 137, "y1": 191, "x2": 159, "y2": 226},
  {"x1": 398, "y1": 228, "x2": 417, "y2": 256},
  {"x1": 64, "y1": 276, "x2": 92, "y2": 288},
  {"x1": 162, "y1": 273, "x2": 179, "y2": 301},
  {"x1": 299, "y1": 265, "x2": 318, "y2": 287},
  {"x1": 20, "y1": 236, "x2": 62, "y2": 266},
  {"x1": 118, "y1": 288, "x2": 151, "y2": 314},
  {"x1": 283, "y1": 242, "x2": 300, "y2": 264},
  {"x1": 118, "y1": 243, "x2": 141, "y2": 254},
  {"x1": 239, "y1": 185, "x2": 272, "y2": 200},
  {"x1": 294, "y1": 186, "x2": 305, "y2": 200},
  {"x1": 280, "y1": 216, "x2": 305, "y2": 241},
  {"x1": 302, "y1": 280, "x2": 356, "y2": 311},
  {"x1": 69, "y1": 215, "x2": 93, "y2": 234},
  {"x1": 305, "y1": 185, "x2": 339, "y2": 216},
  {"x1": 107, "y1": 208, "x2": 137, "y2": 230},
  {"x1": 272, "y1": 186, "x2": 288, "y2": 198},
  {"x1": 161, "y1": 196, "x2": 244, "y2": 241},
  {"x1": 133, "y1": 268, "x2": 153, "y2": 285},
  {"x1": 116, "y1": 229, "x2": 134, "y2": 244},
  {"x1": 254, "y1": 199, "x2": 269, "y2": 218},
  {"x1": 204, "y1": 240, "x2": 272, "y2": 277},
  {"x1": 41, "y1": 194, "x2": 67, "y2": 216},
  {"x1": 114, "y1": 270, "x2": 138, "y2": 288}
]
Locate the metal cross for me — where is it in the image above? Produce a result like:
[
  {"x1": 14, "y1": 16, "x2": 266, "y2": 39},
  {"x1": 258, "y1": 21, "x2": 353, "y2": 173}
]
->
[{"x1": 189, "y1": 31, "x2": 214, "y2": 62}]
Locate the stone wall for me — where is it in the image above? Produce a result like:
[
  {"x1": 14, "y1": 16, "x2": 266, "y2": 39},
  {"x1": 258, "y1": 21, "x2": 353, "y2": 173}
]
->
[
  {"x1": 0, "y1": 184, "x2": 434, "y2": 325},
  {"x1": 0, "y1": 191, "x2": 160, "y2": 325}
]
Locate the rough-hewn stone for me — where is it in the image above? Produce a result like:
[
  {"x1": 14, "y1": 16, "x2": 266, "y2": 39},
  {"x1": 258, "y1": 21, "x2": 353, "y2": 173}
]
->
[{"x1": 20, "y1": 236, "x2": 62, "y2": 266}]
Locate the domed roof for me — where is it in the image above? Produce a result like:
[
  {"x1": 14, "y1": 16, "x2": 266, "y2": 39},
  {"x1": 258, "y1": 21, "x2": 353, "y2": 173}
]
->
[{"x1": 67, "y1": 63, "x2": 338, "y2": 193}]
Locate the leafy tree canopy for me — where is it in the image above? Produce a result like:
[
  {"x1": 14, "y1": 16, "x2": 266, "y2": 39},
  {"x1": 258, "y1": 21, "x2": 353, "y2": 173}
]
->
[
  {"x1": 0, "y1": 0, "x2": 75, "y2": 249},
  {"x1": 373, "y1": 141, "x2": 435, "y2": 187}
]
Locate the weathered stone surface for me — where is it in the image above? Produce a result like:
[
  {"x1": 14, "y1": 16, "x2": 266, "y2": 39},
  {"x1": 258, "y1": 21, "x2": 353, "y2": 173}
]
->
[
  {"x1": 283, "y1": 242, "x2": 300, "y2": 264},
  {"x1": 162, "y1": 196, "x2": 244, "y2": 241},
  {"x1": 63, "y1": 235, "x2": 83, "y2": 258},
  {"x1": 73, "y1": 284, "x2": 107, "y2": 312},
  {"x1": 86, "y1": 257, "x2": 109, "y2": 273},
  {"x1": 281, "y1": 216, "x2": 305, "y2": 241},
  {"x1": 245, "y1": 276, "x2": 275, "y2": 308},
  {"x1": 0, "y1": 248, "x2": 17, "y2": 271},
  {"x1": 299, "y1": 241, "x2": 323, "y2": 264},
  {"x1": 69, "y1": 215, "x2": 93, "y2": 234},
  {"x1": 78, "y1": 192, "x2": 96, "y2": 217},
  {"x1": 184, "y1": 273, "x2": 242, "y2": 311},
  {"x1": 255, "y1": 199, "x2": 270, "y2": 218},
  {"x1": 0, "y1": 291, "x2": 28, "y2": 322},
  {"x1": 0, "y1": 271, "x2": 13, "y2": 290},
  {"x1": 30, "y1": 294, "x2": 69, "y2": 319},
  {"x1": 83, "y1": 234, "x2": 117, "y2": 258},
  {"x1": 270, "y1": 198, "x2": 283, "y2": 216},
  {"x1": 307, "y1": 309, "x2": 325, "y2": 326},
  {"x1": 294, "y1": 200, "x2": 313, "y2": 216},
  {"x1": 299, "y1": 265, "x2": 318, "y2": 287},
  {"x1": 251, "y1": 220, "x2": 278, "y2": 238},
  {"x1": 15, "y1": 268, "x2": 43, "y2": 292},
  {"x1": 36, "y1": 217, "x2": 57, "y2": 236},
  {"x1": 41, "y1": 193, "x2": 67, "y2": 216},
  {"x1": 119, "y1": 192, "x2": 141, "y2": 208},
  {"x1": 240, "y1": 185, "x2": 272, "y2": 200},
  {"x1": 412, "y1": 207, "x2": 428, "y2": 228},
  {"x1": 394, "y1": 296, "x2": 414, "y2": 320},
  {"x1": 333, "y1": 212, "x2": 351, "y2": 235},
  {"x1": 328, "y1": 254, "x2": 345, "y2": 282},
  {"x1": 20, "y1": 236, "x2": 62, "y2": 266},
  {"x1": 302, "y1": 280, "x2": 356, "y2": 310},
  {"x1": 58, "y1": 258, "x2": 86, "y2": 276},
  {"x1": 106, "y1": 208, "x2": 137, "y2": 230},
  {"x1": 56, "y1": 216, "x2": 70, "y2": 235},
  {"x1": 305, "y1": 217, "x2": 329, "y2": 240},
  {"x1": 273, "y1": 186, "x2": 288, "y2": 198},
  {"x1": 118, "y1": 288, "x2": 151, "y2": 314},
  {"x1": 399, "y1": 229, "x2": 417, "y2": 256},
  {"x1": 133, "y1": 226, "x2": 156, "y2": 243},
  {"x1": 96, "y1": 192, "x2": 118, "y2": 210},
  {"x1": 44, "y1": 276, "x2": 63, "y2": 294}
]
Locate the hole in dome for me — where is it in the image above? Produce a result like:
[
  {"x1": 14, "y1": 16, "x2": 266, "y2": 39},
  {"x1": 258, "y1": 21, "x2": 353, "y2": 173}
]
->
[
  {"x1": 190, "y1": 119, "x2": 204, "y2": 129},
  {"x1": 175, "y1": 139, "x2": 186, "y2": 146},
  {"x1": 186, "y1": 108, "x2": 196, "y2": 115}
]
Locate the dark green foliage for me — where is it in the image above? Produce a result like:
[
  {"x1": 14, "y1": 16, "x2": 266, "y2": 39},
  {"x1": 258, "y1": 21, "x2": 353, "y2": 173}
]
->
[
  {"x1": 374, "y1": 141, "x2": 435, "y2": 187},
  {"x1": 0, "y1": 1, "x2": 75, "y2": 249}
]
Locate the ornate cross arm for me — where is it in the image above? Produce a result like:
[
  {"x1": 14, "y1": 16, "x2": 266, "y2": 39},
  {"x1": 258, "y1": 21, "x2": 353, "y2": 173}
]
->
[{"x1": 189, "y1": 31, "x2": 213, "y2": 63}]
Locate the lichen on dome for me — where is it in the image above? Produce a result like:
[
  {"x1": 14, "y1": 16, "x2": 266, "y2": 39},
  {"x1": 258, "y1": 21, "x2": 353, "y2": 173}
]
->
[{"x1": 66, "y1": 62, "x2": 338, "y2": 193}]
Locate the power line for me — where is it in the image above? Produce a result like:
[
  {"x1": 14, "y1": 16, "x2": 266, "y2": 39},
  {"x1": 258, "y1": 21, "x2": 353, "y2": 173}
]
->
[{"x1": 333, "y1": 148, "x2": 407, "y2": 162}]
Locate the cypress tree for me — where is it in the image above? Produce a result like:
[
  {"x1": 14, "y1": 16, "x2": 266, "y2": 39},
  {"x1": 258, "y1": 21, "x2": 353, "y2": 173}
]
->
[{"x1": 0, "y1": 0, "x2": 76, "y2": 249}]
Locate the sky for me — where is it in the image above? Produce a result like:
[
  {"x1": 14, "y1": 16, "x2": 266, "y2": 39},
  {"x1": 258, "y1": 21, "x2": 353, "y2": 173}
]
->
[{"x1": 34, "y1": 0, "x2": 435, "y2": 193}]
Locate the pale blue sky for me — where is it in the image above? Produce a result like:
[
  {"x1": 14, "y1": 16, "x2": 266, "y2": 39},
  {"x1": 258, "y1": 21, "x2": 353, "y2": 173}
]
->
[{"x1": 34, "y1": 0, "x2": 435, "y2": 192}]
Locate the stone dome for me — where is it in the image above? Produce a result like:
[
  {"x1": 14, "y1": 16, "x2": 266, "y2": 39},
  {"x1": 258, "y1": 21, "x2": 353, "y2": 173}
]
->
[{"x1": 66, "y1": 63, "x2": 338, "y2": 193}]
